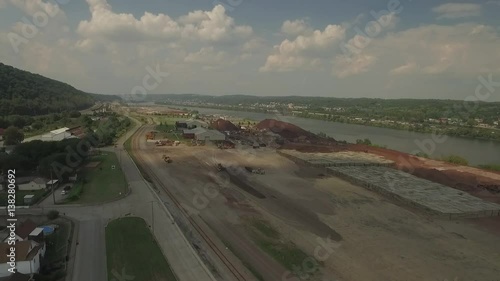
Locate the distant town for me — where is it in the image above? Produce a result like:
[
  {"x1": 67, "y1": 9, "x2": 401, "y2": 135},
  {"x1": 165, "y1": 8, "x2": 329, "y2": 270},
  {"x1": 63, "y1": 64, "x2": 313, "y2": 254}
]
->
[{"x1": 152, "y1": 94, "x2": 500, "y2": 142}]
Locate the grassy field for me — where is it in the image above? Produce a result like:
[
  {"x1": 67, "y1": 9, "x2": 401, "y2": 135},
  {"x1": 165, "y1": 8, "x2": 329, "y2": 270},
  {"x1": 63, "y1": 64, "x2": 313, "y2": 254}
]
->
[
  {"x1": 247, "y1": 218, "x2": 312, "y2": 273},
  {"x1": 64, "y1": 152, "x2": 127, "y2": 204},
  {"x1": 0, "y1": 189, "x2": 47, "y2": 206},
  {"x1": 106, "y1": 217, "x2": 177, "y2": 281}
]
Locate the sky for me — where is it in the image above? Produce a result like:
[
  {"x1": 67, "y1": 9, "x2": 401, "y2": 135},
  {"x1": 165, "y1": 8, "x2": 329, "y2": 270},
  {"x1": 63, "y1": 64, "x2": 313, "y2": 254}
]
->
[{"x1": 0, "y1": 0, "x2": 500, "y2": 101}]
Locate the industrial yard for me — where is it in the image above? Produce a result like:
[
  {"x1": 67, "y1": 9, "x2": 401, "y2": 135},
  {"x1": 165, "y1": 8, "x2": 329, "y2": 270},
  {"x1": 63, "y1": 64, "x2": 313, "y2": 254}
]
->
[{"x1": 128, "y1": 116, "x2": 500, "y2": 281}]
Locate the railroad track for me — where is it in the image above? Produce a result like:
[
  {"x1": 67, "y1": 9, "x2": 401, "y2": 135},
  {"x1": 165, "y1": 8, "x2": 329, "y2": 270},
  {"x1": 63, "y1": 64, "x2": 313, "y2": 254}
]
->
[{"x1": 131, "y1": 125, "x2": 248, "y2": 281}]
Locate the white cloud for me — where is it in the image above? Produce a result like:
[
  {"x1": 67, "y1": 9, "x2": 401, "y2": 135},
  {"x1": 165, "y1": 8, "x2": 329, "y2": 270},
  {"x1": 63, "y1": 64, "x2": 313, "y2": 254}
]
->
[
  {"x1": 281, "y1": 19, "x2": 313, "y2": 37},
  {"x1": 432, "y1": 3, "x2": 481, "y2": 19},
  {"x1": 389, "y1": 61, "x2": 418, "y2": 75},
  {"x1": 260, "y1": 24, "x2": 345, "y2": 72},
  {"x1": 184, "y1": 47, "x2": 226, "y2": 69},
  {"x1": 333, "y1": 54, "x2": 376, "y2": 78},
  {"x1": 77, "y1": 0, "x2": 252, "y2": 43}
]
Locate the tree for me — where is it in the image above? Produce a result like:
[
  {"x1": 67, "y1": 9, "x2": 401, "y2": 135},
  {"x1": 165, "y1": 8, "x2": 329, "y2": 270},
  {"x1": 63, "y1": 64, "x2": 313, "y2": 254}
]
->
[
  {"x1": 3, "y1": 126, "x2": 24, "y2": 145},
  {"x1": 31, "y1": 121, "x2": 44, "y2": 130},
  {"x1": 69, "y1": 111, "x2": 81, "y2": 118},
  {"x1": 47, "y1": 210, "x2": 60, "y2": 220}
]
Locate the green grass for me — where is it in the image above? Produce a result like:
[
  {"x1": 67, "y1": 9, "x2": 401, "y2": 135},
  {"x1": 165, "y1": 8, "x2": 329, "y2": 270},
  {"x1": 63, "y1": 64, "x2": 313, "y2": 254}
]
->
[
  {"x1": 0, "y1": 189, "x2": 47, "y2": 206},
  {"x1": 216, "y1": 235, "x2": 264, "y2": 281},
  {"x1": 478, "y1": 164, "x2": 500, "y2": 172},
  {"x1": 251, "y1": 219, "x2": 281, "y2": 240},
  {"x1": 440, "y1": 154, "x2": 469, "y2": 166},
  {"x1": 63, "y1": 152, "x2": 127, "y2": 204},
  {"x1": 255, "y1": 239, "x2": 311, "y2": 272},
  {"x1": 106, "y1": 217, "x2": 177, "y2": 281},
  {"x1": 247, "y1": 218, "x2": 312, "y2": 273}
]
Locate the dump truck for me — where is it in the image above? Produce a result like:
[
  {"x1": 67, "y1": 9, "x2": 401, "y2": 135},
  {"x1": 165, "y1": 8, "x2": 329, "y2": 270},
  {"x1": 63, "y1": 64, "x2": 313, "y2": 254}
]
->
[
  {"x1": 245, "y1": 166, "x2": 265, "y2": 174},
  {"x1": 162, "y1": 154, "x2": 172, "y2": 163},
  {"x1": 216, "y1": 163, "x2": 225, "y2": 171}
]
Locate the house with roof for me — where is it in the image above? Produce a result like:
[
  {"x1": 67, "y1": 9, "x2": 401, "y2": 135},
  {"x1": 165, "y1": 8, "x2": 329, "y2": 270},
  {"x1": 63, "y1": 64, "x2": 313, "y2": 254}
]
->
[
  {"x1": 182, "y1": 127, "x2": 225, "y2": 141},
  {"x1": 16, "y1": 177, "x2": 48, "y2": 191},
  {"x1": 0, "y1": 240, "x2": 46, "y2": 277},
  {"x1": 3, "y1": 220, "x2": 38, "y2": 243},
  {"x1": 40, "y1": 128, "x2": 75, "y2": 142}
]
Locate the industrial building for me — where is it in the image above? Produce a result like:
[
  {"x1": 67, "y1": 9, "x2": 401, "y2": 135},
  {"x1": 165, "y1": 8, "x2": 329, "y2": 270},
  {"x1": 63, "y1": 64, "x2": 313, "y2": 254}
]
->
[
  {"x1": 182, "y1": 127, "x2": 225, "y2": 141},
  {"x1": 176, "y1": 119, "x2": 208, "y2": 130},
  {"x1": 23, "y1": 127, "x2": 77, "y2": 143}
]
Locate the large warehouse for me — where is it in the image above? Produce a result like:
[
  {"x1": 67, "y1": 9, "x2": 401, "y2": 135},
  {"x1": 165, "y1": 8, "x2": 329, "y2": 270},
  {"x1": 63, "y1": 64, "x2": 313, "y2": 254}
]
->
[
  {"x1": 183, "y1": 128, "x2": 225, "y2": 141},
  {"x1": 195, "y1": 129, "x2": 225, "y2": 141}
]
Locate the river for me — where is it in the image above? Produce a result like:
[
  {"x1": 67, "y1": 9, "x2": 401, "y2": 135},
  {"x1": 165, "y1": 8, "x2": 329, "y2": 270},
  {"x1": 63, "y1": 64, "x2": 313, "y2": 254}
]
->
[{"x1": 148, "y1": 104, "x2": 500, "y2": 166}]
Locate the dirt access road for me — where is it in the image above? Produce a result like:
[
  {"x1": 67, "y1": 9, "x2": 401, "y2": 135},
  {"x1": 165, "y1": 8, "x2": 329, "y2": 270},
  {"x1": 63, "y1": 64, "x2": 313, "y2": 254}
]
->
[{"x1": 134, "y1": 125, "x2": 500, "y2": 281}]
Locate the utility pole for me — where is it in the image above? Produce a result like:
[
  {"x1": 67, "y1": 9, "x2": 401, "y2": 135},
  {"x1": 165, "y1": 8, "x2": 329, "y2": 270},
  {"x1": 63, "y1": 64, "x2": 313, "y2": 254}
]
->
[
  {"x1": 51, "y1": 168, "x2": 55, "y2": 205},
  {"x1": 151, "y1": 201, "x2": 155, "y2": 233}
]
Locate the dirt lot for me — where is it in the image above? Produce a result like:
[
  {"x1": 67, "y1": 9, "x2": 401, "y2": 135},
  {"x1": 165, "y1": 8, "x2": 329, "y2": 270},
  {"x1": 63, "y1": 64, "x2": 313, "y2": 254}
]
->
[
  {"x1": 282, "y1": 142, "x2": 500, "y2": 204},
  {"x1": 144, "y1": 137, "x2": 500, "y2": 281}
]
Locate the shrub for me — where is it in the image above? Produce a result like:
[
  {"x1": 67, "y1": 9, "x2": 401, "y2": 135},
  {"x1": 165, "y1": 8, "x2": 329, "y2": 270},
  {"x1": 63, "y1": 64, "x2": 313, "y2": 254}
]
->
[
  {"x1": 415, "y1": 152, "x2": 429, "y2": 158},
  {"x1": 441, "y1": 155, "x2": 468, "y2": 166}
]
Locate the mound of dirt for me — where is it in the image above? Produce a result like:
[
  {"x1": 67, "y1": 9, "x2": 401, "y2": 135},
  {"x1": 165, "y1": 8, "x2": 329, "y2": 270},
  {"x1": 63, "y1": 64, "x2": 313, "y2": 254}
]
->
[
  {"x1": 256, "y1": 119, "x2": 320, "y2": 141},
  {"x1": 347, "y1": 143, "x2": 500, "y2": 202},
  {"x1": 212, "y1": 119, "x2": 239, "y2": 131}
]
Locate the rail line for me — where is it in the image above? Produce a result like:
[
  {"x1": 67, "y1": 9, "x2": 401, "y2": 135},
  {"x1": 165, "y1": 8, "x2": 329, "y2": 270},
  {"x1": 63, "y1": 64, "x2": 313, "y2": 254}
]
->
[{"x1": 131, "y1": 125, "x2": 248, "y2": 281}]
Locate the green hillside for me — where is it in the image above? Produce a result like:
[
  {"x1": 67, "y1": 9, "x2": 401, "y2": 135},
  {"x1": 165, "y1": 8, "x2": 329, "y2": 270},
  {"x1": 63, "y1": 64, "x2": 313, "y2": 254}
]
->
[{"x1": 0, "y1": 62, "x2": 97, "y2": 116}]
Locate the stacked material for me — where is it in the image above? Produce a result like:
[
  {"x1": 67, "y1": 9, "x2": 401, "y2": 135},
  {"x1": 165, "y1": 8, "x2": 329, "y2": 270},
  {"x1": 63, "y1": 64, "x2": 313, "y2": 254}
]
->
[{"x1": 327, "y1": 166, "x2": 500, "y2": 219}]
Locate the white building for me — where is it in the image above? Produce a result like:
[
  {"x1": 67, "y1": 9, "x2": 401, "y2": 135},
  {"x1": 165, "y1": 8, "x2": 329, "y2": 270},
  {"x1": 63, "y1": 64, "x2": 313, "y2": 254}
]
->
[
  {"x1": 23, "y1": 127, "x2": 77, "y2": 143},
  {"x1": 195, "y1": 130, "x2": 226, "y2": 141},
  {"x1": 17, "y1": 178, "x2": 47, "y2": 191},
  {"x1": 41, "y1": 127, "x2": 75, "y2": 141},
  {"x1": 0, "y1": 240, "x2": 46, "y2": 277}
]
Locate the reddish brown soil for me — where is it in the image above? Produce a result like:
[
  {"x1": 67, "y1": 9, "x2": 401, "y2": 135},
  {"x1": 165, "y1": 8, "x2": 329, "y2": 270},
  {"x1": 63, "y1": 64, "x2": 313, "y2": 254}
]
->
[
  {"x1": 278, "y1": 140, "x2": 500, "y2": 203},
  {"x1": 212, "y1": 119, "x2": 239, "y2": 131},
  {"x1": 256, "y1": 119, "x2": 324, "y2": 141},
  {"x1": 347, "y1": 144, "x2": 500, "y2": 203}
]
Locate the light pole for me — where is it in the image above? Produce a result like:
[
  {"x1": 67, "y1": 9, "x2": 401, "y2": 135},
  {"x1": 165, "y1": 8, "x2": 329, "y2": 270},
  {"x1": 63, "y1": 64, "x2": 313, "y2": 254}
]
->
[{"x1": 148, "y1": 201, "x2": 155, "y2": 233}]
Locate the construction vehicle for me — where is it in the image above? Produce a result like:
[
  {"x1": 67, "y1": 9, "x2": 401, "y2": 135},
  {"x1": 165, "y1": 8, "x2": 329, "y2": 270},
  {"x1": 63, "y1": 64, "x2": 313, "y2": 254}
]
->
[
  {"x1": 162, "y1": 154, "x2": 173, "y2": 163},
  {"x1": 245, "y1": 166, "x2": 265, "y2": 174},
  {"x1": 216, "y1": 163, "x2": 225, "y2": 171},
  {"x1": 146, "y1": 131, "x2": 157, "y2": 140}
]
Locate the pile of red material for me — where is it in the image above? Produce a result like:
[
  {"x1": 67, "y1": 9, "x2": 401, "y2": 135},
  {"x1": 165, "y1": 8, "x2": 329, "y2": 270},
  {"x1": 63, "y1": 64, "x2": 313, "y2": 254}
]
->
[
  {"x1": 212, "y1": 119, "x2": 239, "y2": 131},
  {"x1": 348, "y1": 144, "x2": 500, "y2": 203},
  {"x1": 256, "y1": 119, "x2": 320, "y2": 141}
]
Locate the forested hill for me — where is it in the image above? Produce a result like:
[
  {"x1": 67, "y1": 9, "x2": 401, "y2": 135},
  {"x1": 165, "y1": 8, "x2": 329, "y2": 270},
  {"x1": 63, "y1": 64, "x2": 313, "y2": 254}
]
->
[{"x1": 0, "y1": 62, "x2": 100, "y2": 116}]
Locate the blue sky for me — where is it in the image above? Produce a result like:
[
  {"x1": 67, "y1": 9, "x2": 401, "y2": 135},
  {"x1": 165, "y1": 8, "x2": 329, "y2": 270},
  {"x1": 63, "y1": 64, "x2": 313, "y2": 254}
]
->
[{"x1": 1, "y1": 0, "x2": 499, "y2": 100}]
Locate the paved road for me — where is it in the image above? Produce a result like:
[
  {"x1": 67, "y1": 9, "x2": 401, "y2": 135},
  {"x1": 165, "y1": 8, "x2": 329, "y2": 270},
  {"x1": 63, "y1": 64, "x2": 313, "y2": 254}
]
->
[{"x1": 35, "y1": 116, "x2": 215, "y2": 281}]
